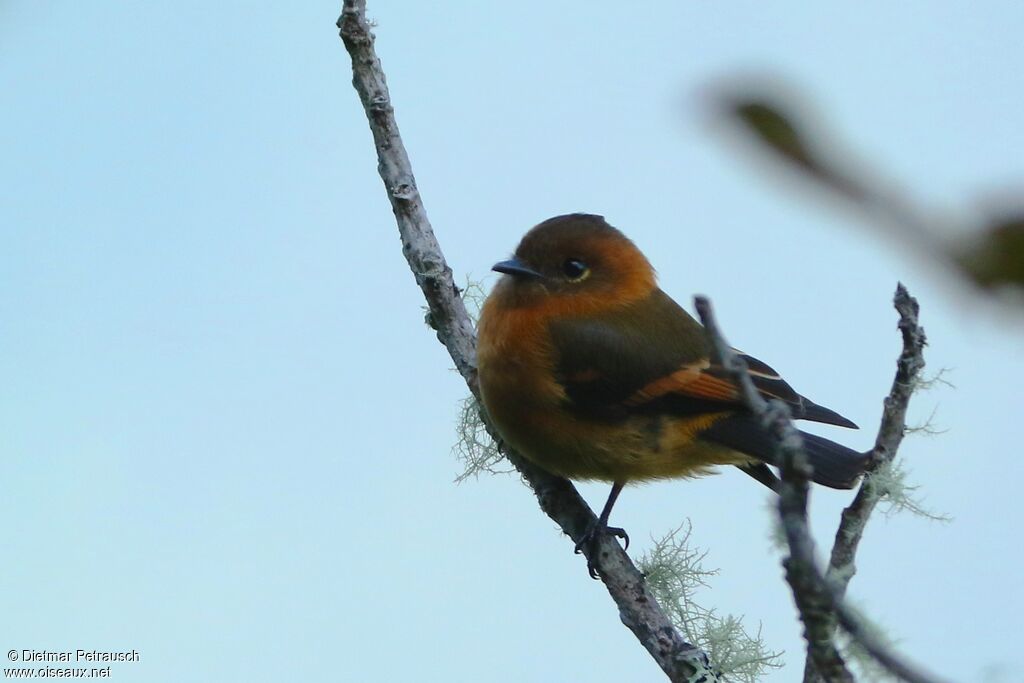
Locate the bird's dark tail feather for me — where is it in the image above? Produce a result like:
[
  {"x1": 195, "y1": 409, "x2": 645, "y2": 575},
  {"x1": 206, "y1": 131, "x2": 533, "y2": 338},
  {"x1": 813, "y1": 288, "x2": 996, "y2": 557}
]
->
[
  {"x1": 798, "y1": 431, "x2": 870, "y2": 489},
  {"x1": 702, "y1": 415, "x2": 869, "y2": 490}
]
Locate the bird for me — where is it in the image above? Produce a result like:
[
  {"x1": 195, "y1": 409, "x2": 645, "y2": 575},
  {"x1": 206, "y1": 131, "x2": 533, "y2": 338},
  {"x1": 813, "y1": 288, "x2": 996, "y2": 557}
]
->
[{"x1": 476, "y1": 213, "x2": 867, "y2": 577}]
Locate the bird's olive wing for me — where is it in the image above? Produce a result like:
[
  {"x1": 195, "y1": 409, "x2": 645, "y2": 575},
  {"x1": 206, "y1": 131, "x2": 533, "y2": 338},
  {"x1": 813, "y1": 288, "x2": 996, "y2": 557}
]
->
[
  {"x1": 547, "y1": 288, "x2": 724, "y2": 419},
  {"x1": 723, "y1": 352, "x2": 857, "y2": 428},
  {"x1": 548, "y1": 289, "x2": 856, "y2": 428}
]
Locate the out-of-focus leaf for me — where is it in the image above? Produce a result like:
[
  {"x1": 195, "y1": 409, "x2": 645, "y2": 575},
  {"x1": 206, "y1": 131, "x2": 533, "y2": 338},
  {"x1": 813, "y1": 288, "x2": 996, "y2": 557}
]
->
[
  {"x1": 731, "y1": 101, "x2": 819, "y2": 171},
  {"x1": 726, "y1": 96, "x2": 867, "y2": 203},
  {"x1": 718, "y1": 80, "x2": 1024, "y2": 312},
  {"x1": 954, "y1": 214, "x2": 1024, "y2": 289}
]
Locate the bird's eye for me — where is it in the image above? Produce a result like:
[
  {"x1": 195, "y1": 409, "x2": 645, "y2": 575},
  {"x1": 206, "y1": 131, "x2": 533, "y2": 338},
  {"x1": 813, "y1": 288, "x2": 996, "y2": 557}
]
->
[{"x1": 562, "y1": 258, "x2": 590, "y2": 281}]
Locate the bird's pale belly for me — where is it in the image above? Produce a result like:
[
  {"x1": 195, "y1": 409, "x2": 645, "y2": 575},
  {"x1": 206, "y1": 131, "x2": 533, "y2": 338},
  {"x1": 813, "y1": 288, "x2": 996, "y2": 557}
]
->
[{"x1": 511, "y1": 412, "x2": 751, "y2": 482}]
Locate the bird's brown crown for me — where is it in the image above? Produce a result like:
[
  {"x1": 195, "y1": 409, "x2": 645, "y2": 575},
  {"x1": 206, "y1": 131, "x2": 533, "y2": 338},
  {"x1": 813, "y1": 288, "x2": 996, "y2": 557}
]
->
[{"x1": 491, "y1": 213, "x2": 656, "y2": 316}]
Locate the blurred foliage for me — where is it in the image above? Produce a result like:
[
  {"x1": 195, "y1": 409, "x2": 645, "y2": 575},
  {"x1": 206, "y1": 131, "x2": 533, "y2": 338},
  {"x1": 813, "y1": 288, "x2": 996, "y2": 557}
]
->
[
  {"x1": 730, "y1": 101, "x2": 867, "y2": 203},
  {"x1": 722, "y1": 89, "x2": 1024, "y2": 301},
  {"x1": 954, "y1": 213, "x2": 1024, "y2": 289}
]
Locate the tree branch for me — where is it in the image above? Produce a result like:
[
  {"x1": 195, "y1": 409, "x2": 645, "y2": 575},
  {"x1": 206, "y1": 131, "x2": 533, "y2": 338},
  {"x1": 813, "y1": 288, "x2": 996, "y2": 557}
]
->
[
  {"x1": 338, "y1": 2, "x2": 717, "y2": 680},
  {"x1": 827, "y1": 284, "x2": 927, "y2": 591},
  {"x1": 695, "y1": 298, "x2": 855, "y2": 683},
  {"x1": 801, "y1": 284, "x2": 927, "y2": 683},
  {"x1": 694, "y1": 295, "x2": 945, "y2": 683}
]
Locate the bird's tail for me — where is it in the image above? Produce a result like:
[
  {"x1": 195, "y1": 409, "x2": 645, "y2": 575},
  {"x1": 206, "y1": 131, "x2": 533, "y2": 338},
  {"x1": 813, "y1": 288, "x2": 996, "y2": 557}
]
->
[
  {"x1": 798, "y1": 430, "x2": 870, "y2": 489},
  {"x1": 701, "y1": 415, "x2": 869, "y2": 490}
]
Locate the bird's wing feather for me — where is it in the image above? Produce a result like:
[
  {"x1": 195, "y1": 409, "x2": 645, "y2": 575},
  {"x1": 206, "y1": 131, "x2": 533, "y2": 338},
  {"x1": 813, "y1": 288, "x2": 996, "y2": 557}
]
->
[{"x1": 548, "y1": 289, "x2": 856, "y2": 428}]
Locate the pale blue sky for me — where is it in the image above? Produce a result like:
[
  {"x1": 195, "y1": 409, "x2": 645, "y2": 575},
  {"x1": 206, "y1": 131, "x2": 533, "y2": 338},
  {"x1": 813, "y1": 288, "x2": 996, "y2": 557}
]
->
[{"x1": 3, "y1": 2, "x2": 1023, "y2": 681}]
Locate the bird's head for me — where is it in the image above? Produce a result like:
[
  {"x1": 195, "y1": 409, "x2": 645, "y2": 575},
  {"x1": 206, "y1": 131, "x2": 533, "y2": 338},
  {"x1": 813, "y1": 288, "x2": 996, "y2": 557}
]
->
[{"x1": 489, "y1": 214, "x2": 656, "y2": 316}]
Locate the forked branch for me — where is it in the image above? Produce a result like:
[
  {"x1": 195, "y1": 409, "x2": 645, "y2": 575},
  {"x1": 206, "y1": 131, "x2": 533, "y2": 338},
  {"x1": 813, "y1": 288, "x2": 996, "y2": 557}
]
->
[{"x1": 695, "y1": 293, "x2": 943, "y2": 683}]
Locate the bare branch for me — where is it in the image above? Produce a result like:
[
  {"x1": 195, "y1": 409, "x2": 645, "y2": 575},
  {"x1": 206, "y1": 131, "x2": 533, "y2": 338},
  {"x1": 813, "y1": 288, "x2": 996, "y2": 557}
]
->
[
  {"x1": 694, "y1": 295, "x2": 945, "y2": 683},
  {"x1": 800, "y1": 284, "x2": 929, "y2": 683},
  {"x1": 339, "y1": 2, "x2": 717, "y2": 680},
  {"x1": 695, "y1": 297, "x2": 854, "y2": 683},
  {"x1": 827, "y1": 285, "x2": 927, "y2": 591},
  {"x1": 337, "y1": 1, "x2": 476, "y2": 383}
]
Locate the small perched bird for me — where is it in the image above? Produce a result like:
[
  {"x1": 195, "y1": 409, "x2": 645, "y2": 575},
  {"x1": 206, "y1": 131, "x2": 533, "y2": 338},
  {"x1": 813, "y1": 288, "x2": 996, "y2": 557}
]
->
[{"x1": 477, "y1": 213, "x2": 867, "y2": 575}]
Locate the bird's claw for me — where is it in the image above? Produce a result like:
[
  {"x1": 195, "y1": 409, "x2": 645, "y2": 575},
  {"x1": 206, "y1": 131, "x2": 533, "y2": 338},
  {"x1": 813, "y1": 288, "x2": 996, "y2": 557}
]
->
[{"x1": 575, "y1": 523, "x2": 630, "y2": 579}]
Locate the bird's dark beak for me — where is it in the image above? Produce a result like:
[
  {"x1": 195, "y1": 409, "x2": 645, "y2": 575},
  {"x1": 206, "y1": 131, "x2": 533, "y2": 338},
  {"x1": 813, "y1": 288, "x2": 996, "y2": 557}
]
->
[{"x1": 492, "y1": 257, "x2": 543, "y2": 280}]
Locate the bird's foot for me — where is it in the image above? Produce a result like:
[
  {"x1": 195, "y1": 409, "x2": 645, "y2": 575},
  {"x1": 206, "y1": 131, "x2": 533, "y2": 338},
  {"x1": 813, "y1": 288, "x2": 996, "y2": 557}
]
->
[{"x1": 574, "y1": 521, "x2": 630, "y2": 579}]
